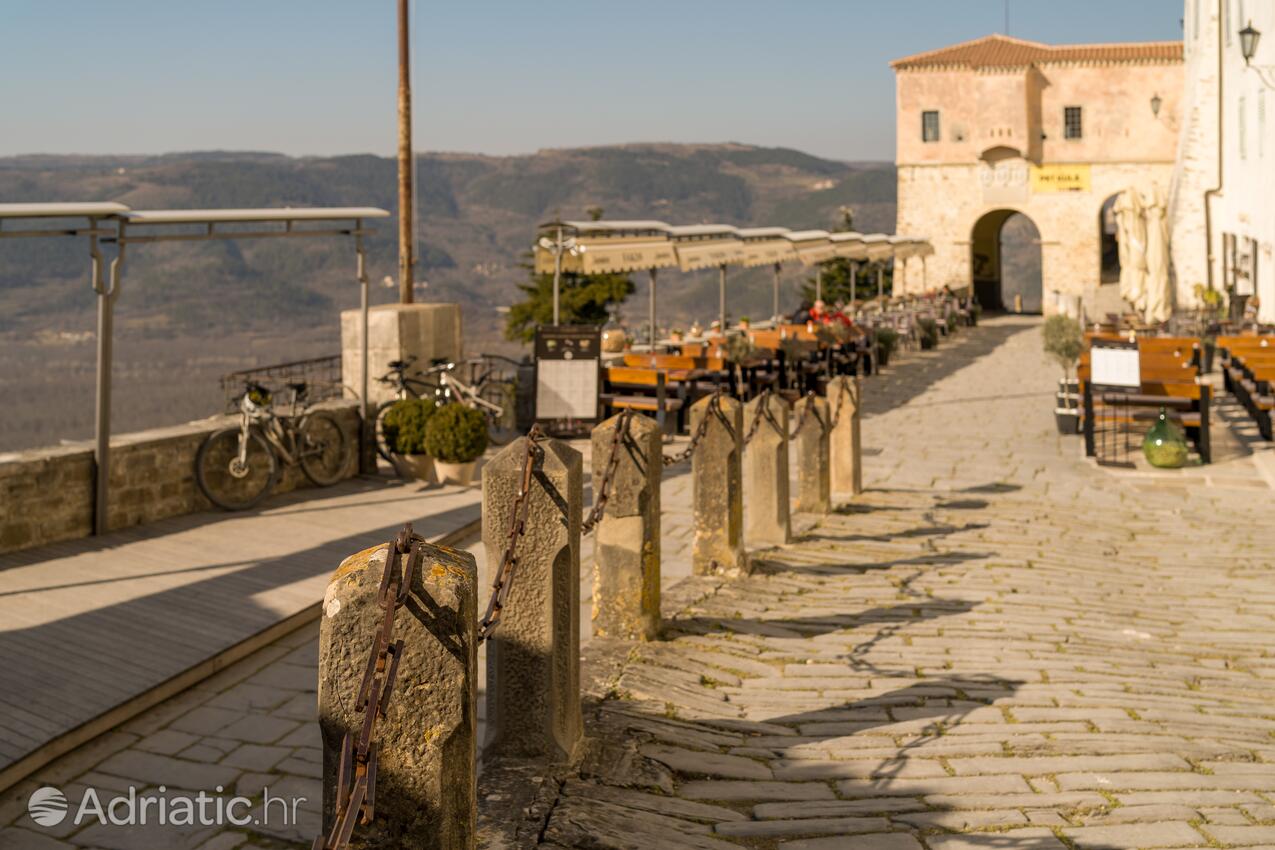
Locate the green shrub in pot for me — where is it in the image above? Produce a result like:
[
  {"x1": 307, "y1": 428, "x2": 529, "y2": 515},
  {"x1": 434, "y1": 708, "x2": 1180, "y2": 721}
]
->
[
  {"x1": 423, "y1": 403, "x2": 490, "y2": 464},
  {"x1": 874, "y1": 326, "x2": 899, "y2": 365},
  {"x1": 382, "y1": 398, "x2": 436, "y2": 455}
]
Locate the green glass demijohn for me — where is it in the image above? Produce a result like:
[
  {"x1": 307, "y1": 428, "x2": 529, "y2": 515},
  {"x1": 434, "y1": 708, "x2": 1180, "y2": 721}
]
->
[{"x1": 1142, "y1": 406, "x2": 1189, "y2": 468}]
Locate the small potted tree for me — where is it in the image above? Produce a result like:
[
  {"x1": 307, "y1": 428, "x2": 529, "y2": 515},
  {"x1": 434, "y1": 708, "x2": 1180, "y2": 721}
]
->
[
  {"x1": 382, "y1": 398, "x2": 438, "y2": 481},
  {"x1": 874, "y1": 326, "x2": 899, "y2": 368},
  {"x1": 917, "y1": 317, "x2": 940, "y2": 349},
  {"x1": 1192, "y1": 284, "x2": 1224, "y2": 373},
  {"x1": 1042, "y1": 314, "x2": 1084, "y2": 434},
  {"x1": 738, "y1": 315, "x2": 751, "y2": 331},
  {"x1": 423, "y1": 403, "x2": 490, "y2": 486}
]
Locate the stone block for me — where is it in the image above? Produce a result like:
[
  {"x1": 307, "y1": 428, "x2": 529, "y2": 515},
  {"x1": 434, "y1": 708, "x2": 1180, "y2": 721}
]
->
[
  {"x1": 318, "y1": 536, "x2": 477, "y2": 849},
  {"x1": 341, "y1": 303, "x2": 463, "y2": 406},
  {"x1": 482, "y1": 434, "x2": 583, "y2": 763},
  {"x1": 689, "y1": 394, "x2": 746, "y2": 576},
  {"x1": 793, "y1": 394, "x2": 831, "y2": 514},
  {"x1": 743, "y1": 392, "x2": 791, "y2": 546},
  {"x1": 590, "y1": 412, "x2": 662, "y2": 641}
]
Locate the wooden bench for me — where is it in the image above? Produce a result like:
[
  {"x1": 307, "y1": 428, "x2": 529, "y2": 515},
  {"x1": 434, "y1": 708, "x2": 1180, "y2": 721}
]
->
[
  {"x1": 1079, "y1": 337, "x2": 1211, "y2": 463},
  {"x1": 601, "y1": 366, "x2": 691, "y2": 433},
  {"x1": 1218, "y1": 336, "x2": 1275, "y2": 439}
]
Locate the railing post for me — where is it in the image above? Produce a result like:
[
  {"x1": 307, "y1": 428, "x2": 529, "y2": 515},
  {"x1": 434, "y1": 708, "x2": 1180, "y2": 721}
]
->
[
  {"x1": 794, "y1": 394, "x2": 831, "y2": 514},
  {"x1": 482, "y1": 434, "x2": 583, "y2": 763},
  {"x1": 690, "y1": 394, "x2": 747, "y2": 575},
  {"x1": 743, "y1": 392, "x2": 791, "y2": 546},
  {"x1": 317, "y1": 534, "x2": 478, "y2": 849},
  {"x1": 828, "y1": 375, "x2": 863, "y2": 495},
  {"x1": 590, "y1": 412, "x2": 661, "y2": 641}
]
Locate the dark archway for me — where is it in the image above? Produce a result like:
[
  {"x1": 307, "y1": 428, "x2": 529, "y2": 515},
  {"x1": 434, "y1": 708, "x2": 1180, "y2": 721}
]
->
[
  {"x1": 1099, "y1": 193, "x2": 1121, "y2": 284},
  {"x1": 970, "y1": 210, "x2": 1043, "y2": 313}
]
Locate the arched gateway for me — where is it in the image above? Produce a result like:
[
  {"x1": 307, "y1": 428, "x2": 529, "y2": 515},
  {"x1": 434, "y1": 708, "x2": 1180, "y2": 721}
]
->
[{"x1": 890, "y1": 34, "x2": 1182, "y2": 314}]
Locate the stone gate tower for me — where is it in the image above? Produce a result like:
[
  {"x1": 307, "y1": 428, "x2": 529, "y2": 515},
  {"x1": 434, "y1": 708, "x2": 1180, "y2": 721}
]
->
[{"x1": 892, "y1": 35, "x2": 1183, "y2": 315}]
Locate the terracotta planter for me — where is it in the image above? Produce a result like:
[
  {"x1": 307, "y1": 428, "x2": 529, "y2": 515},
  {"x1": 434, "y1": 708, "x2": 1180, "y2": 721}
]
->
[
  {"x1": 390, "y1": 453, "x2": 436, "y2": 483},
  {"x1": 435, "y1": 459, "x2": 478, "y2": 487}
]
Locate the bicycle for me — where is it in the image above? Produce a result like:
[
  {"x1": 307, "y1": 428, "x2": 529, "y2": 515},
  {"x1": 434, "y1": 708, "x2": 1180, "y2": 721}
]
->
[
  {"x1": 373, "y1": 356, "x2": 518, "y2": 459},
  {"x1": 195, "y1": 381, "x2": 352, "y2": 511}
]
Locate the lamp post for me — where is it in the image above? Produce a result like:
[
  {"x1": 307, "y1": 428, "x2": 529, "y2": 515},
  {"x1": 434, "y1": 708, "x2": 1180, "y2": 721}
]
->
[{"x1": 537, "y1": 228, "x2": 580, "y2": 325}]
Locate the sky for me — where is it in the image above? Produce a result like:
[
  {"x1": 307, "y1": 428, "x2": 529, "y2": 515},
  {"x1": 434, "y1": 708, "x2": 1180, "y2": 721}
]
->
[{"x1": 2, "y1": 0, "x2": 1184, "y2": 162}]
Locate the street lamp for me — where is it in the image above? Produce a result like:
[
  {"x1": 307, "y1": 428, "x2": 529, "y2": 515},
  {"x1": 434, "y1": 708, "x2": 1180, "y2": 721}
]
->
[
  {"x1": 1238, "y1": 21, "x2": 1275, "y2": 88},
  {"x1": 537, "y1": 229, "x2": 583, "y2": 325},
  {"x1": 1240, "y1": 21, "x2": 1261, "y2": 64},
  {"x1": 1150, "y1": 93, "x2": 1162, "y2": 117}
]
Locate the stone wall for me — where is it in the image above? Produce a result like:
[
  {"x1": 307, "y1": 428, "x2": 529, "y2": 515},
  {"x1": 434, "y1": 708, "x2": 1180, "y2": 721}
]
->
[{"x1": 0, "y1": 402, "x2": 362, "y2": 555}]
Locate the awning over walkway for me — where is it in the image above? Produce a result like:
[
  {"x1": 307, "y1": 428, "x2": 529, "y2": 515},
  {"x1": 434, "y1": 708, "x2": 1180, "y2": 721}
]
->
[
  {"x1": 737, "y1": 227, "x2": 798, "y2": 267},
  {"x1": 532, "y1": 220, "x2": 677, "y2": 275},
  {"x1": 829, "y1": 231, "x2": 869, "y2": 261},
  {"x1": 669, "y1": 224, "x2": 746, "y2": 271},
  {"x1": 785, "y1": 230, "x2": 836, "y2": 266}
]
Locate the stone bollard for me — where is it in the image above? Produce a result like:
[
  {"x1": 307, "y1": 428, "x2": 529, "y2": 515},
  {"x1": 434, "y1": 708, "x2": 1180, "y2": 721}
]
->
[
  {"x1": 690, "y1": 394, "x2": 747, "y2": 575},
  {"x1": 482, "y1": 433, "x2": 583, "y2": 763},
  {"x1": 590, "y1": 411, "x2": 662, "y2": 641},
  {"x1": 794, "y1": 393, "x2": 831, "y2": 514},
  {"x1": 743, "y1": 392, "x2": 791, "y2": 546},
  {"x1": 828, "y1": 375, "x2": 863, "y2": 495},
  {"x1": 318, "y1": 533, "x2": 478, "y2": 850}
]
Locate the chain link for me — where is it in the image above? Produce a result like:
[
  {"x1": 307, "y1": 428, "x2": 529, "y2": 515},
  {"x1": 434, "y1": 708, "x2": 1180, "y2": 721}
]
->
[
  {"x1": 741, "y1": 387, "x2": 773, "y2": 446},
  {"x1": 582, "y1": 409, "x2": 633, "y2": 534},
  {"x1": 827, "y1": 377, "x2": 857, "y2": 430},
  {"x1": 790, "y1": 390, "x2": 827, "y2": 438},
  {"x1": 662, "y1": 388, "x2": 727, "y2": 466},
  {"x1": 313, "y1": 523, "x2": 419, "y2": 850},
  {"x1": 477, "y1": 426, "x2": 545, "y2": 643}
]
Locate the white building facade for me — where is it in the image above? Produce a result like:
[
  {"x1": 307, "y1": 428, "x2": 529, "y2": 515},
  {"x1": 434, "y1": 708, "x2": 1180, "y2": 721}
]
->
[{"x1": 1171, "y1": 0, "x2": 1275, "y2": 319}]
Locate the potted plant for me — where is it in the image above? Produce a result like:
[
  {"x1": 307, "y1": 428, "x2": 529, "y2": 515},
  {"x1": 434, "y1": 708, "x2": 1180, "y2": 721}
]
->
[
  {"x1": 1192, "y1": 284, "x2": 1224, "y2": 372},
  {"x1": 1042, "y1": 314, "x2": 1084, "y2": 434},
  {"x1": 917, "y1": 317, "x2": 940, "y2": 349},
  {"x1": 738, "y1": 316, "x2": 751, "y2": 330},
  {"x1": 669, "y1": 327, "x2": 684, "y2": 342},
  {"x1": 689, "y1": 321, "x2": 703, "y2": 337},
  {"x1": 382, "y1": 398, "x2": 438, "y2": 481},
  {"x1": 423, "y1": 403, "x2": 490, "y2": 486},
  {"x1": 874, "y1": 326, "x2": 899, "y2": 367}
]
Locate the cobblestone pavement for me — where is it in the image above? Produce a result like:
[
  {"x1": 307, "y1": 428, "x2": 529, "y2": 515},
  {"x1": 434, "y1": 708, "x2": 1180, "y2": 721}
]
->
[{"x1": 6, "y1": 316, "x2": 1275, "y2": 850}]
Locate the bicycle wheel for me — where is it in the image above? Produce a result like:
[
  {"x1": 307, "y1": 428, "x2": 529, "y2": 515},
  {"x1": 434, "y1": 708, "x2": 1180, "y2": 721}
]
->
[
  {"x1": 298, "y1": 411, "x2": 350, "y2": 486},
  {"x1": 373, "y1": 400, "x2": 398, "y2": 462},
  {"x1": 478, "y1": 380, "x2": 518, "y2": 445},
  {"x1": 195, "y1": 427, "x2": 279, "y2": 511}
]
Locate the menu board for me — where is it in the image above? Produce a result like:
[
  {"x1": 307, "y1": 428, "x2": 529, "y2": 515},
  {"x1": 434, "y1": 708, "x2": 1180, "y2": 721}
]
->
[
  {"x1": 534, "y1": 325, "x2": 601, "y2": 422},
  {"x1": 1091, "y1": 341, "x2": 1141, "y2": 389}
]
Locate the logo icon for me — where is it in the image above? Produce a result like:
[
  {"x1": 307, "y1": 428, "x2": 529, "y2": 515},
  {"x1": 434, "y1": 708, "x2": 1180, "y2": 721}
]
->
[{"x1": 28, "y1": 786, "x2": 68, "y2": 827}]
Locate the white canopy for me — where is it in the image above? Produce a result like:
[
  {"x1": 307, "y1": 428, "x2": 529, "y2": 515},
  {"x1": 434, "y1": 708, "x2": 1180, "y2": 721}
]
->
[
  {"x1": 120, "y1": 207, "x2": 389, "y2": 225},
  {"x1": 669, "y1": 224, "x2": 746, "y2": 271},
  {"x1": 533, "y1": 219, "x2": 677, "y2": 275},
  {"x1": 737, "y1": 226, "x2": 798, "y2": 267},
  {"x1": 829, "y1": 231, "x2": 868, "y2": 261},
  {"x1": 0, "y1": 202, "x2": 130, "y2": 218},
  {"x1": 786, "y1": 230, "x2": 836, "y2": 266},
  {"x1": 861, "y1": 233, "x2": 894, "y2": 262}
]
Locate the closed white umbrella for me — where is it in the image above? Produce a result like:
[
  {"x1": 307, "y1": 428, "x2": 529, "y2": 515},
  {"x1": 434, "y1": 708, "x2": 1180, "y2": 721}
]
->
[
  {"x1": 1113, "y1": 191, "x2": 1134, "y2": 305},
  {"x1": 1143, "y1": 184, "x2": 1171, "y2": 324},
  {"x1": 1117, "y1": 187, "x2": 1148, "y2": 313}
]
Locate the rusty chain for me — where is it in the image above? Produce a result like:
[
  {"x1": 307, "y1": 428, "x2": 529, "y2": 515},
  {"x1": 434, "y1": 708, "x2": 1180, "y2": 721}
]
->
[
  {"x1": 477, "y1": 425, "x2": 545, "y2": 643},
  {"x1": 827, "y1": 377, "x2": 857, "y2": 430},
  {"x1": 741, "y1": 387, "x2": 774, "y2": 446},
  {"x1": 313, "y1": 523, "x2": 420, "y2": 850},
  {"x1": 662, "y1": 388, "x2": 729, "y2": 466},
  {"x1": 790, "y1": 390, "x2": 828, "y2": 438},
  {"x1": 582, "y1": 409, "x2": 633, "y2": 535}
]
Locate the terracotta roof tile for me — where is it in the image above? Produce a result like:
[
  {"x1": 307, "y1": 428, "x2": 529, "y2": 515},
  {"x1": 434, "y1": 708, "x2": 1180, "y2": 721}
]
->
[{"x1": 891, "y1": 34, "x2": 1183, "y2": 70}]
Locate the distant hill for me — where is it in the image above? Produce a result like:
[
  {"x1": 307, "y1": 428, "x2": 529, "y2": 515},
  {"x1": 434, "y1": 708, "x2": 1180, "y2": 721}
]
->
[{"x1": 0, "y1": 144, "x2": 895, "y2": 451}]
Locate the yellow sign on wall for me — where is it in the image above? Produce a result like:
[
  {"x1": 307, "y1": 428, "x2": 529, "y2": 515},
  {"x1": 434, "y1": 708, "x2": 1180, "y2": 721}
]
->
[{"x1": 1031, "y1": 164, "x2": 1091, "y2": 193}]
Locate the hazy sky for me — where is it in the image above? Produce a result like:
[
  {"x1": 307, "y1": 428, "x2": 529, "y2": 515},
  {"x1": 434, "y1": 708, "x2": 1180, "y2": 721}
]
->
[{"x1": 3, "y1": 0, "x2": 1183, "y2": 162}]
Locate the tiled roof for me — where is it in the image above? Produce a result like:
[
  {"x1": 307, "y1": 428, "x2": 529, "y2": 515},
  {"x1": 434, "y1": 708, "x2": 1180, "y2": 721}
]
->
[{"x1": 891, "y1": 34, "x2": 1183, "y2": 70}]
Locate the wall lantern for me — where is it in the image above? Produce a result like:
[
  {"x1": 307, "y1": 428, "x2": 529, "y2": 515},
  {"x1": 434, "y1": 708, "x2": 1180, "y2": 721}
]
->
[
  {"x1": 1240, "y1": 21, "x2": 1261, "y2": 65},
  {"x1": 1150, "y1": 93, "x2": 1162, "y2": 117}
]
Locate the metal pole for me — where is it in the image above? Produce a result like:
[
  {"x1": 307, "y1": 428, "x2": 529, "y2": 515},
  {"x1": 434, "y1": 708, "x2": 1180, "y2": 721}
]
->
[
  {"x1": 718, "y1": 263, "x2": 727, "y2": 332},
  {"x1": 357, "y1": 223, "x2": 373, "y2": 474},
  {"x1": 877, "y1": 264, "x2": 885, "y2": 300},
  {"x1": 93, "y1": 222, "x2": 123, "y2": 536},
  {"x1": 397, "y1": 0, "x2": 414, "y2": 304},
  {"x1": 922, "y1": 257, "x2": 928, "y2": 291},
  {"x1": 816, "y1": 265, "x2": 823, "y2": 303},
  {"x1": 849, "y1": 261, "x2": 859, "y2": 310},
  {"x1": 648, "y1": 268, "x2": 657, "y2": 351},
  {"x1": 552, "y1": 226, "x2": 562, "y2": 325},
  {"x1": 772, "y1": 262, "x2": 781, "y2": 322}
]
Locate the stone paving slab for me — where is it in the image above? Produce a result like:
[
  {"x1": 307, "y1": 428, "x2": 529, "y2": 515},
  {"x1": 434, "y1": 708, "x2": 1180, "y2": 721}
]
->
[{"x1": 5, "y1": 317, "x2": 1275, "y2": 849}]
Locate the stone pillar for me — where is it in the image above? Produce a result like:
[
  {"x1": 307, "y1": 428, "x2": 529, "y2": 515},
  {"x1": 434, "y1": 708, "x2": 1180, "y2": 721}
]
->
[
  {"x1": 743, "y1": 392, "x2": 790, "y2": 546},
  {"x1": 828, "y1": 376, "x2": 863, "y2": 496},
  {"x1": 482, "y1": 435, "x2": 583, "y2": 763},
  {"x1": 590, "y1": 412, "x2": 661, "y2": 641},
  {"x1": 794, "y1": 394, "x2": 831, "y2": 514},
  {"x1": 318, "y1": 536, "x2": 477, "y2": 849},
  {"x1": 690, "y1": 394, "x2": 747, "y2": 575},
  {"x1": 342, "y1": 303, "x2": 464, "y2": 407}
]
